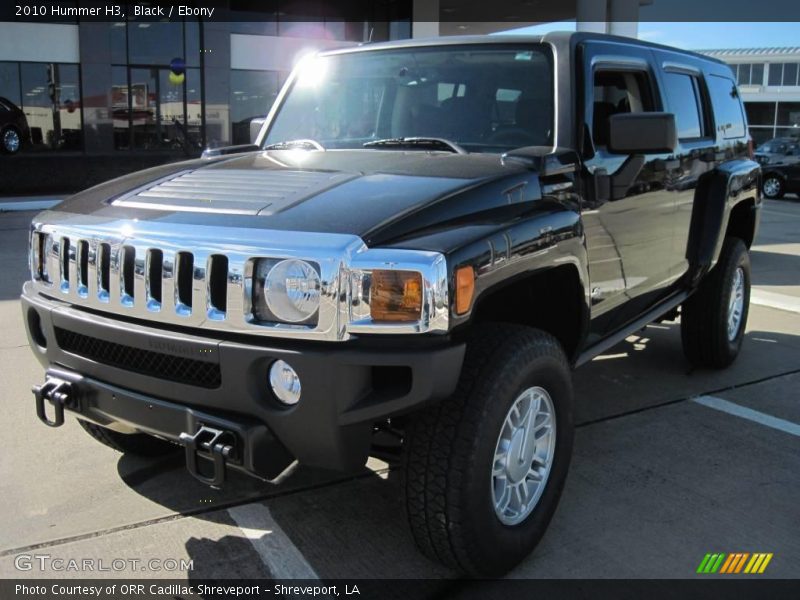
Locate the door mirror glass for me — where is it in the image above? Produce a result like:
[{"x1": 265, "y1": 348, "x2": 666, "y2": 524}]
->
[{"x1": 608, "y1": 112, "x2": 677, "y2": 154}]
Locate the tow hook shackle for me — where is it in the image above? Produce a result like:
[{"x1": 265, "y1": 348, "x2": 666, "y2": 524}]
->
[
  {"x1": 179, "y1": 425, "x2": 237, "y2": 488},
  {"x1": 32, "y1": 378, "x2": 74, "y2": 428}
]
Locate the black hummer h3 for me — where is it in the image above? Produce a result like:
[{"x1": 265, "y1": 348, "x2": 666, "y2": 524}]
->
[{"x1": 22, "y1": 32, "x2": 760, "y2": 575}]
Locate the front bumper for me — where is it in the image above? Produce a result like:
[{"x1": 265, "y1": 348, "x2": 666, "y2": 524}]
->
[{"x1": 21, "y1": 282, "x2": 465, "y2": 482}]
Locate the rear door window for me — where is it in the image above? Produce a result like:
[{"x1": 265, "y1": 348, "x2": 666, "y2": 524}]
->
[
  {"x1": 662, "y1": 72, "x2": 706, "y2": 140},
  {"x1": 707, "y1": 75, "x2": 746, "y2": 139}
]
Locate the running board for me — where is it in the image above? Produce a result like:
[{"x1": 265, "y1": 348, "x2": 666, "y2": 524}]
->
[{"x1": 575, "y1": 291, "x2": 689, "y2": 367}]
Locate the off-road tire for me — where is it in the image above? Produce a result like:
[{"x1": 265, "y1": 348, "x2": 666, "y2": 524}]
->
[
  {"x1": 403, "y1": 324, "x2": 574, "y2": 576},
  {"x1": 681, "y1": 237, "x2": 751, "y2": 369},
  {"x1": 78, "y1": 420, "x2": 178, "y2": 457}
]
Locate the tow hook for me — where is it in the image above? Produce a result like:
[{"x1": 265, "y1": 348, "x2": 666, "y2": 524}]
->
[
  {"x1": 179, "y1": 426, "x2": 236, "y2": 487},
  {"x1": 32, "y1": 377, "x2": 74, "y2": 427}
]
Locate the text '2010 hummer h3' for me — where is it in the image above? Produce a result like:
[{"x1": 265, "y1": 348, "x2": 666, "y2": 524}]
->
[{"x1": 23, "y1": 32, "x2": 761, "y2": 575}]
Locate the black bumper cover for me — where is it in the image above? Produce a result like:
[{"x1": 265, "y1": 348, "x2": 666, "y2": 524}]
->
[{"x1": 21, "y1": 283, "x2": 465, "y2": 481}]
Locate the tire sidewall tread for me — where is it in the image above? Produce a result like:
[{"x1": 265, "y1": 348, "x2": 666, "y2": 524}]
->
[{"x1": 404, "y1": 324, "x2": 574, "y2": 576}]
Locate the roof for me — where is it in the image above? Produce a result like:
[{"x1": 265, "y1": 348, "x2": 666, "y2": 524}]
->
[
  {"x1": 698, "y1": 47, "x2": 800, "y2": 58},
  {"x1": 327, "y1": 32, "x2": 725, "y2": 65}
]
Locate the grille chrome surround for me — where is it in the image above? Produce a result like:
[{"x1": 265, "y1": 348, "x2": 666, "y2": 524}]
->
[{"x1": 29, "y1": 212, "x2": 449, "y2": 341}]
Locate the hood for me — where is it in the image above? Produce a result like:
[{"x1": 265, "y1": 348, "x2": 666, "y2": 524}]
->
[{"x1": 55, "y1": 149, "x2": 539, "y2": 245}]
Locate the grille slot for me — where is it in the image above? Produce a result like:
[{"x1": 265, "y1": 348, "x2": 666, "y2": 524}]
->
[
  {"x1": 98, "y1": 242, "x2": 111, "y2": 302},
  {"x1": 208, "y1": 254, "x2": 228, "y2": 318},
  {"x1": 32, "y1": 232, "x2": 49, "y2": 282},
  {"x1": 146, "y1": 249, "x2": 163, "y2": 309},
  {"x1": 120, "y1": 245, "x2": 135, "y2": 306},
  {"x1": 55, "y1": 327, "x2": 221, "y2": 388},
  {"x1": 77, "y1": 240, "x2": 89, "y2": 297},
  {"x1": 59, "y1": 237, "x2": 70, "y2": 293},
  {"x1": 176, "y1": 252, "x2": 194, "y2": 314}
]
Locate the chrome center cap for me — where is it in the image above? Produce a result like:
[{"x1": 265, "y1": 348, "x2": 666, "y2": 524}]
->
[{"x1": 505, "y1": 425, "x2": 536, "y2": 483}]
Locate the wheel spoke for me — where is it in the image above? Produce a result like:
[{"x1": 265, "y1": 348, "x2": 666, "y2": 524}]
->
[{"x1": 491, "y1": 386, "x2": 557, "y2": 526}]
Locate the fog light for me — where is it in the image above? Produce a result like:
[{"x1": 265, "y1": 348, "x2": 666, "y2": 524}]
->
[{"x1": 269, "y1": 360, "x2": 301, "y2": 405}]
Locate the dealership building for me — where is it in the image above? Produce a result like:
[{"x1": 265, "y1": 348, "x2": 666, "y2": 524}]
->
[{"x1": 699, "y1": 47, "x2": 800, "y2": 145}]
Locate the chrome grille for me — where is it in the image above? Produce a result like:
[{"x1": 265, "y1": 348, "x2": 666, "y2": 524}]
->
[
  {"x1": 40, "y1": 238, "x2": 243, "y2": 324},
  {"x1": 29, "y1": 217, "x2": 367, "y2": 340},
  {"x1": 28, "y1": 214, "x2": 449, "y2": 341}
]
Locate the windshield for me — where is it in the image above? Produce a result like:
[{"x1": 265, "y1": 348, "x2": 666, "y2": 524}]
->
[{"x1": 263, "y1": 45, "x2": 554, "y2": 153}]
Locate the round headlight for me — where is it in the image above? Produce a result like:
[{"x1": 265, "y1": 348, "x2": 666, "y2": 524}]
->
[
  {"x1": 269, "y1": 360, "x2": 301, "y2": 405},
  {"x1": 264, "y1": 259, "x2": 321, "y2": 323}
]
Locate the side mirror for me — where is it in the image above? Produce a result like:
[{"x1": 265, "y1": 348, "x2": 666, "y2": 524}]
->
[
  {"x1": 607, "y1": 112, "x2": 677, "y2": 155},
  {"x1": 250, "y1": 117, "x2": 266, "y2": 145}
]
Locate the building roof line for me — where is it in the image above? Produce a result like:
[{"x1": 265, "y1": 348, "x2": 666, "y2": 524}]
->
[{"x1": 698, "y1": 47, "x2": 800, "y2": 57}]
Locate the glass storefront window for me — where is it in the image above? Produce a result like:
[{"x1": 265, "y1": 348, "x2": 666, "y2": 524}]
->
[
  {"x1": 744, "y1": 102, "x2": 775, "y2": 126},
  {"x1": 749, "y1": 127, "x2": 776, "y2": 146},
  {"x1": 20, "y1": 62, "x2": 82, "y2": 151},
  {"x1": 185, "y1": 19, "x2": 201, "y2": 67},
  {"x1": 112, "y1": 66, "x2": 130, "y2": 150},
  {"x1": 230, "y1": 0, "x2": 278, "y2": 36},
  {"x1": 768, "y1": 63, "x2": 783, "y2": 86},
  {"x1": 751, "y1": 64, "x2": 764, "y2": 86},
  {"x1": 110, "y1": 22, "x2": 127, "y2": 64},
  {"x1": 129, "y1": 68, "x2": 158, "y2": 149},
  {"x1": 736, "y1": 64, "x2": 751, "y2": 86},
  {"x1": 774, "y1": 127, "x2": 800, "y2": 140},
  {"x1": 777, "y1": 102, "x2": 800, "y2": 127},
  {"x1": 127, "y1": 21, "x2": 184, "y2": 66},
  {"x1": 0, "y1": 62, "x2": 21, "y2": 106},
  {"x1": 186, "y1": 69, "x2": 203, "y2": 149},
  {"x1": 783, "y1": 63, "x2": 799, "y2": 87},
  {"x1": 230, "y1": 70, "x2": 279, "y2": 144}
]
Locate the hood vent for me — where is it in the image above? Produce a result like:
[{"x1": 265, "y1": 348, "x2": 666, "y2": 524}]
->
[{"x1": 112, "y1": 168, "x2": 351, "y2": 215}]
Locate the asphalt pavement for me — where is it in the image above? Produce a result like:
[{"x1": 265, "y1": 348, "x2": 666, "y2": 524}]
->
[{"x1": 0, "y1": 199, "x2": 798, "y2": 581}]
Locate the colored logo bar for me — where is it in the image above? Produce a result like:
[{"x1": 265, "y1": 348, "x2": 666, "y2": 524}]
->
[{"x1": 697, "y1": 553, "x2": 773, "y2": 574}]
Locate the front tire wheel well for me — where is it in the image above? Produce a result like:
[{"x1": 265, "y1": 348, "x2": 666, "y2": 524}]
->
[
  {"x1": 725, "y1": 199, "x2": 757, "y2": 249},
  {"x1": 469, "y1": 265, "x2": 585, "y2": 363}
]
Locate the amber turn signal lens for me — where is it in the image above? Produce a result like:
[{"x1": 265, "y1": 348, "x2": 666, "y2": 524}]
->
[
  {"x1": 370, "y1": 270, "x2": 423, "y2": 322},
  {"x1": 455, "y1": 266, "x2": 475, "y2": 315}
]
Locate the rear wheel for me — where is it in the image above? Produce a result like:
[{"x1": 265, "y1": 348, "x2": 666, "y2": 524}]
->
[
  {"x1": 681, "y1": 237, "x2": 751, "y2": 369},
  {"x1": 78, "y1": 420, "x2": 178, "y2": 457},
  {"x1": 762, "y1": 176, "x2": 784, "y2": 199},
  {"x1": 403, "y1": 324, "x2": 573, "y2": 576}
]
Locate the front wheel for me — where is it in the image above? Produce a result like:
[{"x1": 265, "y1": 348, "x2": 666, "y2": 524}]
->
[
  {"x1": 403, "y1": 324, "x2": 574, "y2": 576},
  {"x1": 762, "y1": 176, "x2": 784, "y2": 199},
  {"x1": 681, "y1": 237, "x2": 751, "y2": 369}
]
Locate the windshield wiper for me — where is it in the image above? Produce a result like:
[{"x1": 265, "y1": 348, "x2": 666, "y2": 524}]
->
[
  {"x1": 363, "y1": 137, "x2": 466, "y2": 154},
  {"x1": 264, "y1": 139, "x2": 325, "y2": 151}
]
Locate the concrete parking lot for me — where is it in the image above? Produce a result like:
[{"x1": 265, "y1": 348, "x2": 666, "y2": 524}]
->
[{"x1": 0, "y1": 199, "x2": 798, "y2": 581}]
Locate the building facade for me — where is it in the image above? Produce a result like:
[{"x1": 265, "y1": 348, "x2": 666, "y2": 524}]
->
[
  {"x1": 699, "y1": 47, "x2": 800, "y2": 145},
  {"x1": 0, "y1": 2, "x2": 412, "y2": 192}
]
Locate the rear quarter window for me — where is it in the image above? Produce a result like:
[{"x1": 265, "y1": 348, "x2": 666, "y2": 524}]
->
[{"x1": 707, "y1": 74, "x2": 746, "y2": 139}]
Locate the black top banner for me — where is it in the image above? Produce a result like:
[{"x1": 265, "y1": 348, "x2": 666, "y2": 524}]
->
[{"x1": 1, "y1": 0, "x2": 800, "y2": 23}]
